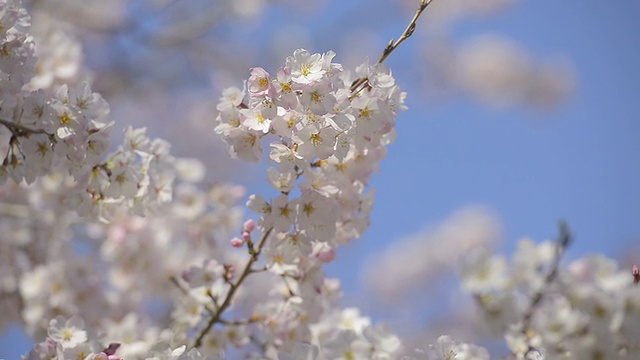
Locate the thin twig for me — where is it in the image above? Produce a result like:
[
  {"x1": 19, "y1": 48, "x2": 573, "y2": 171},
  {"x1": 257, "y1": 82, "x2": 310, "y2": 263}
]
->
[
  {"x1": 169, "y1": 275, "x2": 190, "y2": 296},
  {"x1": 350, "y1": 0, "x2": 434, "y2": 94},
  {"x1": 376, "y1": 0, "x2": 434, "y2": 65},
  {"x1": 518, "y1": 220, "x2": 572, "y2": 357},
  {"x1": 0, "y1": 118, "x2": 49, "y2": 136},
  {"x1": 189, "y1": 0, "x2": 435, "y2": 348},
  {"x1": 218, "y1": 318, "x2": 256, "y2": 326},
  {"x1": 169, "y1": 275, "x2": 217, "y2": 315},
  {"x1": 192, "y1": 227, "x2": 273, "y2": 349}
]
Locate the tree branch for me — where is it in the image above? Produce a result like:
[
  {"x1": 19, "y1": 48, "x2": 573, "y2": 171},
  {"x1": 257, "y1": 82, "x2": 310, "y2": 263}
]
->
[
  {"x1": 377, "y1": 0, "x2": 434, "y2": 65},
  {"x1": 517, "y1": 220, "x2": 572, "y2": 358},
  {"x1": 0, "y1": 118, "x2": 50, "y2": 137},
  {"x1": 350, "y1": 0, "x2": 435, "y2": 94},
  {"x1": 191, "y1": 227, "x2": 273, "y2": 349}
]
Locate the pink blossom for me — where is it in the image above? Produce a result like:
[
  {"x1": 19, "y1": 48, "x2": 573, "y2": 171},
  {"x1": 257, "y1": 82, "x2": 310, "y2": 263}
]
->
[
  {"x1": 243, "y1": 219, "x2": 256, "y2": 233},
  {"x1": 231, "y1": 237, "x2": 245, "y2": 248}
]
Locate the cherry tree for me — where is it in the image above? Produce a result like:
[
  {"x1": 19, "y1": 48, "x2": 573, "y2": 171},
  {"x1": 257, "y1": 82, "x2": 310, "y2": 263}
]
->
[{"x1": 0, "y1": 0, "x2": 637, "y2": 359}]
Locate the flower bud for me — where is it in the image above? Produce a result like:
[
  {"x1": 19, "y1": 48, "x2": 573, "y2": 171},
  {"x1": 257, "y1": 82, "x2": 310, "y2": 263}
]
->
[
  {"x1": 230, "y1": 237, "x2": 245, "y2": 248},
  {"x1": 316, "y1": 248, "x2": 336, "y2": 263},
  {"x1": 243, "y1": 219, "x2": 256, "y2": 233}
]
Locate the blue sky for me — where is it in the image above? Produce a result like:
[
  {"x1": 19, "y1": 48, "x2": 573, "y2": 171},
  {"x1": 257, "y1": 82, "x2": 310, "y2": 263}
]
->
[
  {"x1": 328, "y1": 0, "x2": 640, "y2": 286},
  {"x1": 2, "y1": 0, "x2": 639, "y2": 357}
]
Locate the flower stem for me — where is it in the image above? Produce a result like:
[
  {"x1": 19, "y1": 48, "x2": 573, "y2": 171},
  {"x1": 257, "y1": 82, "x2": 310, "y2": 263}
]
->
[
  {"x1": 350, "y1": 0, "x2": 435, "y2": 94},
  {"x1": 516, "y1": 220, "x2": 572, "y2": 358},
  {"x1": 377, "y1": 0, "x2": 434, "y2": 65},
  {"x1": 192, "y1": 227, "x2": 273, "y2": 349},
  {"x1": 0, "y1": 118, "x2": 50, "y2": 137}
]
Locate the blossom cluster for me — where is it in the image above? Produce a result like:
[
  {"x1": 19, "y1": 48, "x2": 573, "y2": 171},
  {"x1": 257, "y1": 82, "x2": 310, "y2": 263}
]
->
[
  {"x1": 169, "y1": 48, "x2": 409, "y2": 358},
  {"x1": 0, "y1": 0, "x2": 175, "y2": 221},
  {"x1": 12, "y1": 174, "x2": 246, "y2": 357},
  {"x1": 26, "y1": 316, "x2": 211, "y2": 360},
  {"x1": 6, "y1": 0, "x2": 638, "y2": 359},
  {"x1": 215, "y1": 48, "x2": 406, "y2": 256},
  {"x1": 18, "y1": 44, "x2": 411, "y2": 360},
  {"x1": 458, "y1": 238, "x2": 640, "y2": 359}
]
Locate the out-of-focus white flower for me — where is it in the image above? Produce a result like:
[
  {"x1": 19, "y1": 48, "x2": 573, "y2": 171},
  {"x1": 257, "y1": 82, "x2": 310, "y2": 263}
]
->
[
  {"x1": 47, "y1": 316, "x2": 87, "y2": 349},
  {"x1": 430, "y1": 335, "x2": 490, "y2": 360}
]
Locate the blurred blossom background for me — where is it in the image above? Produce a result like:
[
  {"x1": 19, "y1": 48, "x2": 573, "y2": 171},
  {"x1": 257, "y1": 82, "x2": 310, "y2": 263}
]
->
[{"x1": 1, "y1": 0, "x2": 639, "y2": 357}]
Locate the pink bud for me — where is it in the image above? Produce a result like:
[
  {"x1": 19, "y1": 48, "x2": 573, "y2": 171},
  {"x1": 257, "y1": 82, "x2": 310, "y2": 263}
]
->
[
  {"x1": 230, "y1": 237, "x2": 244, "y2": 248},
  {"x1": 316, "y1": 249, "x2": 336, "y2": 263},
  {"x1": 243, "y1": 219, "x2": 256, "y2": 233},
  {"x1": 633, "y1": 265, "x2": 639, "y2": 285},
  {"x1": 241, "y1": 231, "x2": 251, "y2": 241}
]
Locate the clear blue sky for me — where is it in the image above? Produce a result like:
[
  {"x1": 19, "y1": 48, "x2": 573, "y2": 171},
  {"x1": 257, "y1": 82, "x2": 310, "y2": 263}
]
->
[{"x1": 2, "y1": 0, "x2": 639, "y2": 357}]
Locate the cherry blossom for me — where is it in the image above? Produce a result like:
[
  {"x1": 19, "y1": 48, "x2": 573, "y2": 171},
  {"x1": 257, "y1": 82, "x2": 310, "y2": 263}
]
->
[{"x1": 0, "y1": 0, "x2": 635, "y2": 359}]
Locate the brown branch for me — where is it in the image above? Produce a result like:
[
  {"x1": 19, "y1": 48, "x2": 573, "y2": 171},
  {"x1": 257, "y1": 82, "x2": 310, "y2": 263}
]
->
[
  {"x1": 376, "y1": 0, "x2": 434, "y2": 65},
  {"x1": 169, "y1": 274, "x2": 190, "y2": 296},
  {"x1": 350, "y1": 0, "x2": 435, "y2": 94},
  {"x1": 0, "y1": 118, "x2": 50, "y2": 137},
  {"x1": 191, "y1": 227, "x2": 273, "y2": 349},
  {"x1": 517, "y1": 220, "x2": 572, "y2": 358},
  {"x1": 218, "y1": 317, "x2": 256, "y2": 326},
  {"x1": 189, "y1": 0, "x2": 435, "y2": 349}
]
